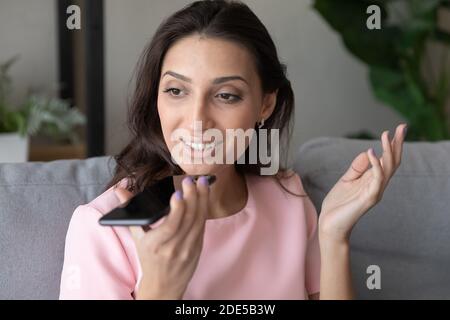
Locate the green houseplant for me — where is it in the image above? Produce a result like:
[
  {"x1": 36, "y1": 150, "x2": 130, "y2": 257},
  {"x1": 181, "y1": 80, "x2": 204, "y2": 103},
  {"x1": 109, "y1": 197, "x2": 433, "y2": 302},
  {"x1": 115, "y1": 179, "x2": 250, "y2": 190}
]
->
[
  {"x1": 0, "y1": 56, "x2": 86, "y2": 145},
  {"x1": 313, "y1": 0, "x2": 450, "y2": 141}
]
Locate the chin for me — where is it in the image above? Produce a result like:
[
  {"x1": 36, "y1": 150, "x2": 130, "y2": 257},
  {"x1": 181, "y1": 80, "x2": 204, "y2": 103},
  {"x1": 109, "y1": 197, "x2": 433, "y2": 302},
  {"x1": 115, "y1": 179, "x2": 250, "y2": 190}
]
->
[{"x1": 178, "y1": 163, "x2": 223, "y2": 176}]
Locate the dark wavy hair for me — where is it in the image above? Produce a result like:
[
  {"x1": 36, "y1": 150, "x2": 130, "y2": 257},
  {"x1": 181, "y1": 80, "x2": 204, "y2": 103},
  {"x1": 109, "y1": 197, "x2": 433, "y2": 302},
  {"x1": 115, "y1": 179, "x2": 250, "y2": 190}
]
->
[{"x1": 105, "y1": 0, "x2": 302, "y2": 196}]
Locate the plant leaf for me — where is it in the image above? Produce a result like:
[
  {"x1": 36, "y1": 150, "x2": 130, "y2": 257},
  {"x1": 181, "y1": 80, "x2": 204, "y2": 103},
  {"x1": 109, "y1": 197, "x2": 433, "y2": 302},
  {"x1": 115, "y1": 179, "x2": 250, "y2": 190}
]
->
[
  {"x1": 313, "y1": 0, "x2": 400, "y2": 68},
  {"x1": 369, "y1": 66, "x2": 447, "y2": 140}
]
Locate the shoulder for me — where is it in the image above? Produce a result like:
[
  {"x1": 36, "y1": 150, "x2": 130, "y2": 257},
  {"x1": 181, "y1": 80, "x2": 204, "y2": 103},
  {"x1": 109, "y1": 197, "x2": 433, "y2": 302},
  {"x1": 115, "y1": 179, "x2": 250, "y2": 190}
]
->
[
  {"x1": 66, "y1": 177, "x2": 133, "y2": 242},
  {"x1": 83, "y1": 177, "x2": 131, "y2": 216},
  {"x1": 275, "y1": 169, "x2": 308, "y2": 195},
  {"x1": 61, "y1": 180, "x2": 138, "y2": 299},
  {"x1": 247, "y1": 170, "x2": 318, "y2": 237},
  {"x1": 247, "y1": 169, "x2": 308, "y2": 198}
]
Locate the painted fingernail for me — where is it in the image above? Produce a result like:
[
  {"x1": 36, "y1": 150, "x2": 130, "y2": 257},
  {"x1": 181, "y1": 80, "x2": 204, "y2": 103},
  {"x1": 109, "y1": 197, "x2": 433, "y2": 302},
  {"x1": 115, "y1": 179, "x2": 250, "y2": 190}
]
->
[
  {"x1": 183, "y1": 176, "x2": 193, "y2": 185},
  {"x1": 175, "y1": 190, "x2": 183, "y2": 200},
  {"x1": 199, "y1": 176, "x2": 209, "y2": 186},
  {"x1": 369, "y1": 148, "x2": 375, "y2": 156}
]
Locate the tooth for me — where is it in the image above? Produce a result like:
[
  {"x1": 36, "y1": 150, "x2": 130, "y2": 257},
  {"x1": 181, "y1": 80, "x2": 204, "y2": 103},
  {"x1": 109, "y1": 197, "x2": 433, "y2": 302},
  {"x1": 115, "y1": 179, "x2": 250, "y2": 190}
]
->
[{"x1": 183, "y1": 139, "x2": 217, "y2": 151}]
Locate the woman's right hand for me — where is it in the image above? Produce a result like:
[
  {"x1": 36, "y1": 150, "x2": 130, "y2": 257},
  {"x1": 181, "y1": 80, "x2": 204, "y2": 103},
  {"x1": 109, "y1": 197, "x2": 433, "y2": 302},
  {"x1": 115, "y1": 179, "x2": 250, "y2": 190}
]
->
[{"x1": 114, "y1": 175, "x2": 210, "y2": 300}]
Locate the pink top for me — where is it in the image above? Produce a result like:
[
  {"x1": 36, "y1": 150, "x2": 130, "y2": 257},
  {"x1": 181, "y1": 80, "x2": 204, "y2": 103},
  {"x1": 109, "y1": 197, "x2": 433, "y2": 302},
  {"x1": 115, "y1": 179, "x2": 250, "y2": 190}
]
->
[{"x1": 59, "y1": 172, "x2": 321, "y2": 299}]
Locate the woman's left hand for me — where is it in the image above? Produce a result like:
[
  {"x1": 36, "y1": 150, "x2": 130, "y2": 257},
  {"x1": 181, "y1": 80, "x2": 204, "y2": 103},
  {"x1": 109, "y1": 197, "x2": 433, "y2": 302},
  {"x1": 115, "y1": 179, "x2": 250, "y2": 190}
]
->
[{"x1": 318, "y1": 123, "x2": 407, "y2": 244}]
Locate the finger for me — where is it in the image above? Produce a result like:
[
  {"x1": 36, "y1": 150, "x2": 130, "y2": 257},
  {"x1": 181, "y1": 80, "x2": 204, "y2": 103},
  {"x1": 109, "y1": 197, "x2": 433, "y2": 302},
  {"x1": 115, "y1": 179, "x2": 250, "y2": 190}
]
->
[
  {"x1": 186, "y1": 176, "x2": 209, "y2": 244},
  {"x1": 391, "y1": 123, "x2": 407, "y2": 168},
  {"x1": 154, "y1": 190, "x2": 185, "y2": 245},
  {"x1": 341, "y1": 152, "x2": 370, "y2": 182},
  {"x1": 196, "y1": 176, "x2": 210, "y2": 221},
  {"x1": 177, "y1": 176, "x2": 198, "y2": 237},
  {"x1": 367, "y1": 148, "x2": 384, "y2": 189},
  {"x1": 114, "y1": 187, "x2": 134, "y2": 205},
  {"x1": 380, "y1": 130, "x2": 394, "y2": 178}
]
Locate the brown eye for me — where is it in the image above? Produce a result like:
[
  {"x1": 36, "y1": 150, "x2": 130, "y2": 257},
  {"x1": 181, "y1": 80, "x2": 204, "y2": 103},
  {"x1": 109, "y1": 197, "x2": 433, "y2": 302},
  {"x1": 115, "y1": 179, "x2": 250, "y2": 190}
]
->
[
  {"x1": 216, "y1": 93, "x2": 242, "y2": 103},
  {"x1": 164, "y1": 88, "x2": 182, "y2": 96}
]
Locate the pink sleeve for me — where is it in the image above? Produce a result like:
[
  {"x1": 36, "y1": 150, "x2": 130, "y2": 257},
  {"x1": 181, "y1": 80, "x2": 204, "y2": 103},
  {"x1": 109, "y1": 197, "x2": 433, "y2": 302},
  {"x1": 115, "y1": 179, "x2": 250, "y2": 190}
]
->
[
  {"x1": 304, "y1": 196, "x2": 321, "y2": 295},
  {"x1": 294, "y1": 173, "x2": 321, "y2": 295},
  {"x1": 59, "y1": 205, "x2": 136, "y2": 300}
]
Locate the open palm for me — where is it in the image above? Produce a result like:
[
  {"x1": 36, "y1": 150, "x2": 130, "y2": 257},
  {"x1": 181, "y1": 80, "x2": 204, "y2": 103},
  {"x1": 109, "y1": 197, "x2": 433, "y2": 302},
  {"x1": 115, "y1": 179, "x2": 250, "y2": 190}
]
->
[{"x1": 319, "y1": 124, "x2": 407, "y2": 242}]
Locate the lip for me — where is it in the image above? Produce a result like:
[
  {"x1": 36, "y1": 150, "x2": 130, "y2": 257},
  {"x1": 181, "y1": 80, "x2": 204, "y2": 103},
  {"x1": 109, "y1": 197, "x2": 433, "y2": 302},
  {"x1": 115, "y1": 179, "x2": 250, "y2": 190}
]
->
[
  {"x1": 181, "y1": 136, "x2": 216, "y2": 143},
  {"x1": 180, "y1": 137, "x2": 223, "y2": 152}
]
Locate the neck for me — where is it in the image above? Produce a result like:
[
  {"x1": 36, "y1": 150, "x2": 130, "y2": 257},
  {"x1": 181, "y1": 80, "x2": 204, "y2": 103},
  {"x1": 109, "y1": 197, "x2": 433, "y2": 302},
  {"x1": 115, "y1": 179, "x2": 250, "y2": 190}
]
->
[
  {"x1": 209, "y1": 166, "x2": 247, "y2": 219},
  {"x1": 174, "y1": 166, "x2": 248, "y2": 220}
]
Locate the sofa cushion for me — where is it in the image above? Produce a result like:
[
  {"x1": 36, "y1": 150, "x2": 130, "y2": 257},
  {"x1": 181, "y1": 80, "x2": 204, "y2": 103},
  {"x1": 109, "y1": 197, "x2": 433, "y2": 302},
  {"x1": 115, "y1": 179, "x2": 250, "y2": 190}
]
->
[
  {"x1": 1, "y1": 137, "x2": 450, "y2": 299},
  {"x1": 294, "y1": 137, "x2": 450, "y2": 299},
  {"x1": 0, "y1": 156, "x2": 115, "y2": 299}
]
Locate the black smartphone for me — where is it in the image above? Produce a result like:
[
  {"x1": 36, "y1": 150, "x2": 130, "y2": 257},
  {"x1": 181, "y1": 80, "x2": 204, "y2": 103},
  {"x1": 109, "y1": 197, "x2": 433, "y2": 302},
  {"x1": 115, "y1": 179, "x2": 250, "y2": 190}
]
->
[{"x1": 98, "y1": 175, "x2": 216, "y2": 227}]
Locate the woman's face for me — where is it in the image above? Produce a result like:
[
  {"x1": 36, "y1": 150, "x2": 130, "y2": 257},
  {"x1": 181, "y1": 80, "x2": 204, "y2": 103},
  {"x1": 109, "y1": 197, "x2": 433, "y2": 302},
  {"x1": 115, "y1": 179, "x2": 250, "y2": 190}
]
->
[{"x1": 157, "y1": 35, "x2": 276, "y2": 175}]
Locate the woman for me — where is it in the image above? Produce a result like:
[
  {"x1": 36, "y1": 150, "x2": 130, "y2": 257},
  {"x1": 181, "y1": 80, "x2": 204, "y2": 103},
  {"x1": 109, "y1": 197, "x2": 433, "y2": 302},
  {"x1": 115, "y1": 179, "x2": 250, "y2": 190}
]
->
[{"x1": 59, "y1": 0, "x2": 406, "y2": 300}]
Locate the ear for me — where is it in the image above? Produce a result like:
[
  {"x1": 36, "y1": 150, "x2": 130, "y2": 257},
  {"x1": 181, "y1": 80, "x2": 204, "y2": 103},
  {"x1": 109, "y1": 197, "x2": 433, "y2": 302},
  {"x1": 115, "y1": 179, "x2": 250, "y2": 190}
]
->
[{"x1": 259, "y1": 89, "x2": 278, "y2": 121}]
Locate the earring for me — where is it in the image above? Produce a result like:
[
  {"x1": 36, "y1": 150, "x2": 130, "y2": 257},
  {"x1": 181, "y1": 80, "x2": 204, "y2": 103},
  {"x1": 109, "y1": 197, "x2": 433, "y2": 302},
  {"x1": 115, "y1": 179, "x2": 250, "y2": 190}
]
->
[{"x1": 258, "y1": 118, "x2": 265, "y2": 129}]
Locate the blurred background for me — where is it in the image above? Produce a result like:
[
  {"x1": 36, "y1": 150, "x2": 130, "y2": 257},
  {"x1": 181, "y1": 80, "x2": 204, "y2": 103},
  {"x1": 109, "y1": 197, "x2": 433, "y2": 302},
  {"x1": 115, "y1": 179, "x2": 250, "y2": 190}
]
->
[{"x1": 0, "y1": 0, "x2": 449, "y2": 163}]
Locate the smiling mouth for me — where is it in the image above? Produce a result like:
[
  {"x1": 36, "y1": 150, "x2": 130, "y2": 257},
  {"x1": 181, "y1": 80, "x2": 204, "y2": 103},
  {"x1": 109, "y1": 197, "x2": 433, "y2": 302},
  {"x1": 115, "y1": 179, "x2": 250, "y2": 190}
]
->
[{"x1": 180, "y1": 137, "x2": 222, "y2": 151}]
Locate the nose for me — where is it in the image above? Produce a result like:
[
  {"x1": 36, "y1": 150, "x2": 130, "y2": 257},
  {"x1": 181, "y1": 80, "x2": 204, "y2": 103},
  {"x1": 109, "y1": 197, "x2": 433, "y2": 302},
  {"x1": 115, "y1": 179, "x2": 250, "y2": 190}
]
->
[{"x1": 188, "y1": 95, "x2": 214, "y2": 133}]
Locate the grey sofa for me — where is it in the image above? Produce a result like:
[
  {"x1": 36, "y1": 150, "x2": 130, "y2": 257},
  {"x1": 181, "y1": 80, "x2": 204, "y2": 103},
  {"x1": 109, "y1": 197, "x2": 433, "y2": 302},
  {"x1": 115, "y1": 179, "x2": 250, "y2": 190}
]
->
[{"x1": 1, "y1": 137, "x2": 449, "y2": 299}]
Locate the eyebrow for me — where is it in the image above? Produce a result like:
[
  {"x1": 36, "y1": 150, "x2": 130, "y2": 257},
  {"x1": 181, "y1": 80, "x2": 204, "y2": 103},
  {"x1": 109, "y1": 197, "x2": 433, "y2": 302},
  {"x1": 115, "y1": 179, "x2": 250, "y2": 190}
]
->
[{"x1": 162, "y1": 71, "x2": 248, "y2": 85}]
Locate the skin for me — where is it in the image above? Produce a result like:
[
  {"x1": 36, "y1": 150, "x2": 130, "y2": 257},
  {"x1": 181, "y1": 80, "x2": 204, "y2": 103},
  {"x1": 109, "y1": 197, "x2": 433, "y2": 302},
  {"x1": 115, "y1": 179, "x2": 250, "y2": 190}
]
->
[
  {"x1": 114, "y1": 34, "x2": 407, "y2": 300},
  {"x1": 155, "y1": 35, "x2": 276, "y2": 220}
]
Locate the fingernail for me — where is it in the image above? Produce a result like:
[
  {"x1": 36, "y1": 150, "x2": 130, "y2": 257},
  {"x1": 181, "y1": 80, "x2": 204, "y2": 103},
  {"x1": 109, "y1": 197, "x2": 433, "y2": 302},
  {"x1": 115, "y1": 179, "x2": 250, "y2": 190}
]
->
[
  {"x1": 199, "y1": 176, "x2": 209, "y2": 186},
  {"x1": 183, "y1": 176, "x2": 193, "y2": 185},
  {"x1": 175, "y1": 190, "x2": 183, "y2": 200},
  {"x1": 403, "y1": 125, "x2": 408, "y2": 137},
  {"x1": 369, "y1": 148, "x2": 375, "y2": 156}
]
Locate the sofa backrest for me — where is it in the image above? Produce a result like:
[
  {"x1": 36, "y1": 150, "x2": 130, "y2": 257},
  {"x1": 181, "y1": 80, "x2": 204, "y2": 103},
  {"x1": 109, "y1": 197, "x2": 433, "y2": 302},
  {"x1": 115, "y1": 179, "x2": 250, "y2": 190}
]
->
[
  {"x1": 0, "y1": 156, "x2": 115, "y2": 299},
  {"x1": 295, "y1": 137, "x2": 450, "y2": 299},
  {"x1": 1, "y1": 137, "x2": 449, "y2": 299}
]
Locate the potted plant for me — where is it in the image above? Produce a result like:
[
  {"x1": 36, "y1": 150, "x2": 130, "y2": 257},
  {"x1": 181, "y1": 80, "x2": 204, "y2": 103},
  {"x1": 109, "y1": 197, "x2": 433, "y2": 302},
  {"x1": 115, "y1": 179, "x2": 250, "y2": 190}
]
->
[
  {"x1": 0, "y1": 56, "x2": 86, "y2": 162},
  {"x1": 313, "y1": 0, "x2": 450, "y2": 141}
]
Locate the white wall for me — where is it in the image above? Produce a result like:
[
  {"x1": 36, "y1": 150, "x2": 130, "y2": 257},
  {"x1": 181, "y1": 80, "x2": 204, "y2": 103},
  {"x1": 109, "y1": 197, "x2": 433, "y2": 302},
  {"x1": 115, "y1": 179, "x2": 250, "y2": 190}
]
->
[
  {"x1": 105, "y1": 0, "x2": 193, "y2": 156},
  {"x1": 0, "y1": 0, "x2": 58, "y2": 108}
]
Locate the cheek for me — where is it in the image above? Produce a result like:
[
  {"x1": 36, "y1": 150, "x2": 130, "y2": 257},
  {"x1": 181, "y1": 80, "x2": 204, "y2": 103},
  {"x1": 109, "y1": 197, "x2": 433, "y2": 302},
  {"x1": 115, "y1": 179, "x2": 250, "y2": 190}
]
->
[
  {"x1": 224, "y1": 102, "x2": 259, "y2": 130},
  {"x1": 224, "y1": 105, "x2": 256, "y2": 129}
]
